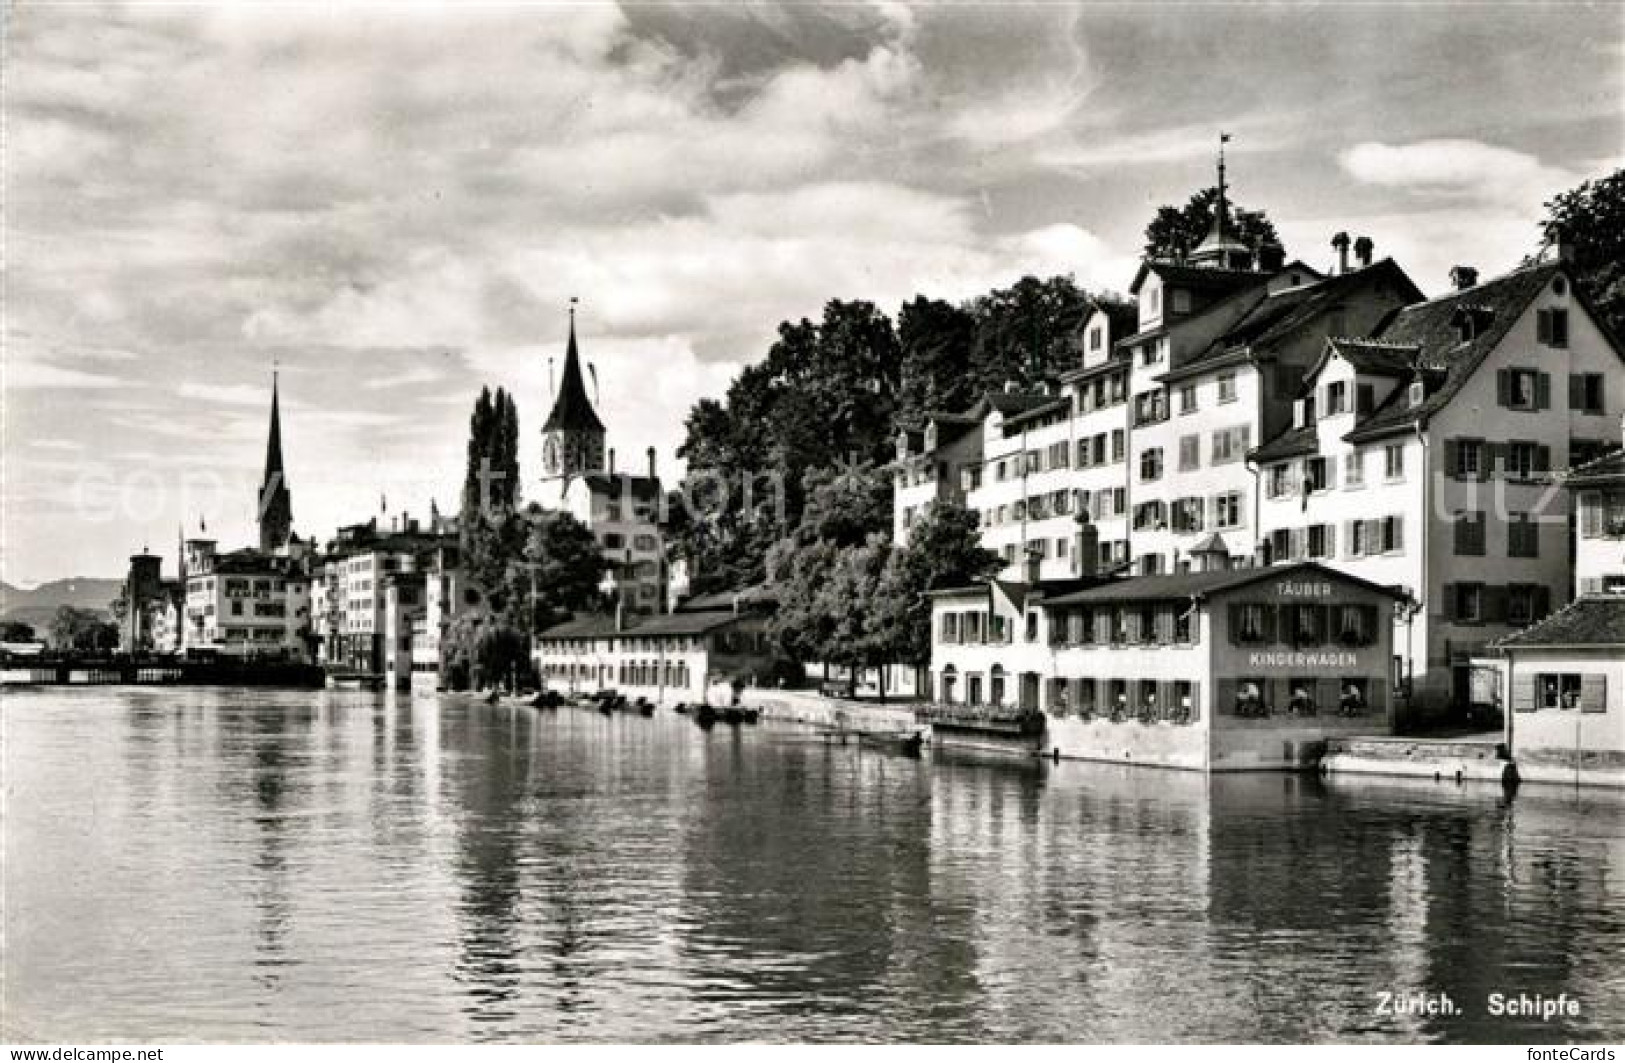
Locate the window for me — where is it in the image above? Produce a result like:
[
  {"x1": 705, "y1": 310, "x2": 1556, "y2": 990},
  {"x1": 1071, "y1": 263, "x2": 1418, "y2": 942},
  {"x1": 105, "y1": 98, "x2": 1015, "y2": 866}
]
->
[
  {"x1": 1536, "y1": 308, "x2": 1570, "y2": 348},
  {"x1": 1304, "y1": 457, "x2": 1330, "y2": 493},
  {"x1": 1174, "y1": 609, "x2": 1193, "y2": 644},
  {"x1": 1139, "y1": 448, "x2": 1163, "y2": 482},
  {"x1": 1506, "y1": 442, "x2": 1536, "y2": 480},
  {"x1": 1111, "y1": 430, "x2": 1126, "y2": 462},
  {"x1": 1454, "y1": 583, "x2": 1483, "y2": 623},
  {"x1": 1217, "y1": 372, "x2": 1238, "y2": 403},
  {"x1": 1336, "y1": 604, "x2": 1376, "y2": 646},
  {"x1": 1384, "y1": 444, "x2": 1405, "y2": 480},
  {"x1": 1213, "y1": 492, "x2": 1243, "y2": 530},
  {"x1": 1233, "y1": 678, "x2": 1269, "y2": 717},
  {"x1": 1172, "y1": 496, "x2": 1205, "y2": 534},
  {"x1": 1505, "y1": 368, "x2": 1541, "y2": 410},
  {"x1": 1088, "y1": 324, "x2": 1103, "y2": 352},
  {"x1": 1178, "y1": 435, "x2": 1200, "y2": 472},
  {"x1": 1179, "y1": 384, "x2": 1197, "y2": 414},
  {"x1": 1211, "y1": 426, "x2": 1249, "y2": 465},
  {"x1": 1326, "y1": 381, "x2": 1348, "y2": 415},
  {"x1": 1025, "y1": 611, "x2": 1039, "y2": 643},
  {"x1": 1380, "y1": 516, "x2": 1405, "y2": 554},
  {"x1": 1267, "y1": 463, "x2": 1295, "y2": 499},
  {"x1": 1508, "y1": 585, "x2": 1536, "y2": 626},
  {"x1": 1307, "y1": 524, "x2": 1332, "y2": 559},
  {"x1": 1571, "y1": 373, "x2": 1605, "y2": 414},
  {"x1": 1133, "y1": 500, "x2": 1167, "y2": 531},
  {"x1": 1134, "y1": 390, "x2": 1167, "y2": 426},
  {"x1": 1454, "y1": 511, "x2": 1486, "y2": 556},
  {"x1": 1454, "y1": 438, "x2": 1484, "y2": 479},
  {"x1": 1234, "y1": 604, "x2": 1270, "y2": 644},
  {"x1": 1508, "y1": 513, "x2": 1540, "y2": 558},
  {"x1": 1344, "y1": 451, "x2": 1365, "y2": 487},
  {"x1": 1533, "y1": 673, "x2": 1597, "y2": 710}
]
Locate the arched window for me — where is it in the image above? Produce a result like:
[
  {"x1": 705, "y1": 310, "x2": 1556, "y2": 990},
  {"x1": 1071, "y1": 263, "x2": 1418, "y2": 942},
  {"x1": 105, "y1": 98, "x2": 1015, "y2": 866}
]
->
[{"x1": 940, "y1": 665, "x2": 958, "y2": 703}]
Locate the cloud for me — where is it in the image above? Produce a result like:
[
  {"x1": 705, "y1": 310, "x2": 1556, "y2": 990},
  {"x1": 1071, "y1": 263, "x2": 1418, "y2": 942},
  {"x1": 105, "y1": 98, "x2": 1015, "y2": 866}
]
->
[
  {"x1": 1339, "y1": 139, "x2": 1577, "y2": 209},
  {"x1": 4, "y1": 359, "x2": 125, "y2": 389}
]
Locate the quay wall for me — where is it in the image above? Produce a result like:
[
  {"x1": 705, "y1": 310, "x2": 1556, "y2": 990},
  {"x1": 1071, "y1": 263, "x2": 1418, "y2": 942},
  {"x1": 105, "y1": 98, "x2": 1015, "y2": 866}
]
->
[{"x1": 740, "y1": 688, "x2": 919, "y2": 732}]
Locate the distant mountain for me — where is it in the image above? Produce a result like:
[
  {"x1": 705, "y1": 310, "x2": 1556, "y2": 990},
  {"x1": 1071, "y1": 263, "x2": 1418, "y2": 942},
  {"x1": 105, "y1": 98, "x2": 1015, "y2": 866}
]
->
[{"x1": 1, "y1": 577, "x2": 123, "y2": 630}]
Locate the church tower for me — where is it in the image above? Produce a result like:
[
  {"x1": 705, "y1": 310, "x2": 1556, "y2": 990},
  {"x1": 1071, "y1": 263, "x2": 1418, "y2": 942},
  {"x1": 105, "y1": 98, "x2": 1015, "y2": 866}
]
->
[
  {"x1": 540, "y1": 303, "x2": 607, "y2": 484},
  {"x1": 257, "y1": 371, "x2": 294, "y2": 552}
]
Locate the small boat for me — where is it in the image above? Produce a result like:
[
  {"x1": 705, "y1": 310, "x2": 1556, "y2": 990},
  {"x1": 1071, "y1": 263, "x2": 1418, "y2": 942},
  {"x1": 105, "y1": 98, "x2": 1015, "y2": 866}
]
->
[
  {"x1": 857, "y1": 730, "x2": 925, "y2": 757},
  {"x1": 671, "y1": 702, "x2": 691, "y2": 716},
  {"x1": 693, "y1": 704, "x2": 719, "y2": 726},
  {"x1": 327, "y1": 671, "x2": 385, "y2": 691},
  {"x1": 530, "y1": 691, "x2": 564, "y2": 709}
]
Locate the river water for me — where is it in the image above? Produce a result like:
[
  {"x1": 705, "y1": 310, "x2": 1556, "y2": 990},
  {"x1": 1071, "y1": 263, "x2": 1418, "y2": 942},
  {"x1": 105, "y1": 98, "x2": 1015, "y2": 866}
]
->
[{"x1": 3, "y1": 687, "x2": 1622, "y2": 1043}]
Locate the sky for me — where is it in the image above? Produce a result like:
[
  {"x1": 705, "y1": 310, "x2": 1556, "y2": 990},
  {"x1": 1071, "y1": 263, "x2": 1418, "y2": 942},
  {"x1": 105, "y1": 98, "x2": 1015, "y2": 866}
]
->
[{"x1": 4, "y1": 1, "x2": 1622, "y2": 586}]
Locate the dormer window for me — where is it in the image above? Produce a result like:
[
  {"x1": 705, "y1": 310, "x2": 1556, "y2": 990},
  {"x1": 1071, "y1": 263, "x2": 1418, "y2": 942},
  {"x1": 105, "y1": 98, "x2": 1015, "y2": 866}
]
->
[{"x1": 1089, "y1": 325, "x2": 1103, "y2": 352}]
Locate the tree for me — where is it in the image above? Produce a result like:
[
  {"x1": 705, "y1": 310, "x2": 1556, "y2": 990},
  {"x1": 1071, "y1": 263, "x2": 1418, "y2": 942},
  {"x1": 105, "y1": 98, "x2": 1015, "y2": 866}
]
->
[
  {"x1": 1144, "y1": 186, "x2": 1281, "y2": 260},
  {"x1": 968, "y1": 275, "x2": 1103, "y2": 391},
  {"x1": 1, "y1": 621, "x2": 36, "y2": 642},
  {"x1": 511, "y1": 507, "x2": 608, "y2": 634},
  {"x1": 873, "y1": 501, "x2": 1002, "y2": 670},
  {"x1": 897, "y1": 296, "x2": 978, "y2": 426},
  {"x1": 48, "y1": 606, "x2": 118, "y2": 654},
  {"x1": 1535, "y1": 168, "x2": 1625, "y2": 339}
]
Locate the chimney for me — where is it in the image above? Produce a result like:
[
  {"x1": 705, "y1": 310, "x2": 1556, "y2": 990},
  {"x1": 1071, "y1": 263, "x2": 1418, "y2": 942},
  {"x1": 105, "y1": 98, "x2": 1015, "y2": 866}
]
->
[
  {"x1": 647, "y1": 446, "x2": 657, "y2": 481},
  {"x1": 1257, "y1": 242, "x2": 1285, "y2": 272},
  {"x1": 608, "y1": 448, "x2": 616, "y2": 475},
  {"x1": 1449, "y1": 265, "x2": 1479, "y2": 291},
  {"x1": 1331, "y1": 232, "x2": 1351, "y2": 275},
  {"x1": 1353, "y1": 235, "x2": 1374, "y2": 269}
]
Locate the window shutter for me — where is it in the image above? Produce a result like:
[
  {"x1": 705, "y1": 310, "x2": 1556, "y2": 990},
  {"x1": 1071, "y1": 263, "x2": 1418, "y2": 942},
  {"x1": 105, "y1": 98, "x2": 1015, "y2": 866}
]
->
[
  {"x1": 1497, "y1": 369, "x2": 1511, "y2": 408},
  {"x1": 1536, "y1": 310, "x2": 1551, "y2": 344},
  {"x1": 1483, "y1": 585, "x2": 1508, "y2": 624},
  {"x1": 1362, "y1": 604, "x2": 1381, "y2": 646},
  {"x1": 1533, "y1": 585, "x2": 1552, "y2": 618},
  {"x1": 1454, "y1": 518, "x2": 1469, "y2": 555},
  {"x1": 1357, "y1": 383, "x2": 1374, "y2": 416},
  {"x1": 1512, "y1": 674, "x2": 1536, "y2": 712},
  {"x1": 1535, "y1": 372, "x2": 1551, "y2": 410},
  {"x1": 1443, "y1": 582, "x2": 1458, "y2": 621},
  {"x1": 1582, "y1": 494, "x2": 1603, "y2": 538},
  {"x1": 1095, "y1": 610, "x2": 1112, "y2": 644},
  {"x1": 1535, "y1": 445, "x2": 1552, "y2": 473},
  {"x1": 1570, "y1": 373, "x2": 1585, "y2": 410},
  {"x1": 1392, "y1": 516, "x2": 1405, "y2": 552},
  {"x1": 1443, "y1": 439, "x2": 1459, "y2": 479},
  {"x1": 1188, "y1": 682, "x2": 1201, "y2": 723},
  {"x1": 1261, "y1": 605, "x2": 1278, "y2": 643},
  {"x1": 1289, "y1": 528, "x2": 1305, "y2": 560},
  {"x1": 1364, "y1": 519, "x2": 1381, "y2": 553},
  {"x1": 1159, "y1": 680, "x2": 1177, "y2": 721},
  {"x1": 1581, "y1": 674, "x2": 1607, "y2": 713}
]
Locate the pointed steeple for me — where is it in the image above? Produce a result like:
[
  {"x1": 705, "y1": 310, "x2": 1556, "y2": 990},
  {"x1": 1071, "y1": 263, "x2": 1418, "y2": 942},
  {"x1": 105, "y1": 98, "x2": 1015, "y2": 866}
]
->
[
  {"x1": 257, "y1": 368, "x2": 294, "y2": 552},
  {"x1": 540, "y1": 300, "x2": 607, "y2": 482},
  {"x1": 544, "y1": 300, "x2": 606, "y2": 434}
]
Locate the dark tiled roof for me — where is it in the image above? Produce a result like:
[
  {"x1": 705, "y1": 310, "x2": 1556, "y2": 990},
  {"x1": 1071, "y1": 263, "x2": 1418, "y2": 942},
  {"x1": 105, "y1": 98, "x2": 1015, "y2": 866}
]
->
[
  {"x1": 1003, "y1": 396, "x2": 1072, "y2": 428},
  {"x1": 1171, "y1": 260, "x2": 1422, "y2": 381},
  {"x1": 1497, "y1": 596, "x2": 1625, "y2": 649},
  {"x1": 1044, "y1": 561, "x2": 1404, "y2": 606},
  {"x1": 1345, "y1": 262, "x2": 1563, "y2": 443},
  {"x1": 539, "y1": 609, "x2": 742, "y2": 640},
  {"x1": 1130, "y1": 259, "x2": 1274, "y2": 296},
  {"x1": 1249, "y1": 425, "x2": 1320, "y2": 465},
  {"x1": 1326, "y1": 337, "x2": 1420, "y2": 377},
  {"x1": 1564, "y1": 447, "x2": 1625, "y2": 485},
  {"x1": 1059, "y1": 351, "x2": 1129, "y2": 384},
  {"x1": 980, "y1": 390, "x2": 1058, "y2": 416},
  {"x1": 580, "y1": 473, "x2": 663, "y2": 501},
  {"x1": 675, "y1": 585, "x2": 777, "y2": 612}
]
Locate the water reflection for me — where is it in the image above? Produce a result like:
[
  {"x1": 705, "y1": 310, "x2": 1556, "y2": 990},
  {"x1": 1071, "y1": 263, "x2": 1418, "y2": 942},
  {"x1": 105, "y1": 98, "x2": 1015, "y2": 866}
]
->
[{"x1": 3, "y1": 688, "x2": 1621, "y2": 1043}]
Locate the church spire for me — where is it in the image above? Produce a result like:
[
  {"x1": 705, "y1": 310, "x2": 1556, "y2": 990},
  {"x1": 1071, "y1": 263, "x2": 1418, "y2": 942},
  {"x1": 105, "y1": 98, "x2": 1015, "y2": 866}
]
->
[
  {"x1": 540, "y1": 299, "x2": 607, "y2": 482},
  {"x1": 543, "y1": 299, "x2": 606, "y2": 434},
  {"x1": 257, "y1": 368, "x2": 294, "y2": 552},
  {"x1": 1191, "y1": 131, "x2": 1251, "y2": 269}
]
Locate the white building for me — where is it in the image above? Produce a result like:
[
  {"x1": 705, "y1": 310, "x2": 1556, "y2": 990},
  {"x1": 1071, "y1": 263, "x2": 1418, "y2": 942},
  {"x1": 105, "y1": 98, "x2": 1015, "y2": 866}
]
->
[
  {"x1": 1254, "y1": 254, "x2": 1625, "y2": 720},
  {"x1": 181, "y1": 539, "x2": 311, "y2": 660}
]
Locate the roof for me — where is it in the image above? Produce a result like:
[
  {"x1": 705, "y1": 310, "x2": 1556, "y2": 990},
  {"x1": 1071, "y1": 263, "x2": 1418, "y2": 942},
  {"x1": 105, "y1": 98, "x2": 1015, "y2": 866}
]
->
[
  {"x1": 1167, "y1": 259, "x2": 1423, "y2": 382},
  {"x1": 1044, "y1": 561, "x2": 1405, "y2": 607},
  {"x1": 1564, "y1": 447, "x2": 1625, "y2": 486},
  {"x1": 978, "y1": 390, "x2": 1057, "y2": 417},
  {"x1": 675, "y1": 585, "x2": 778, "y2": 612},
  {"x1": 1311, "y1": 336, "x2": 1421, "y2": 382},
  {"x1": 1058, "y1": 351, "x2": 1130, "y2": 384},
  {"x1": 1129, "y1": 259, "x2": 1272, "y2": 297},
  {"x1": 542, "y1": 315, "x2": 607, "y2": 434},
  {"x1": 1084, "y1": 300, "x2": 1139, "y2": 340},
  {"x1": 1249, "y1": 425, "x2": 1320, "y2": 465},
  {"x1": 1497, "y1": 596, "x2": 1625, "y2": 649},
  {"x1": 579, "y1": 473, "x2": 662, "y2": 501},
  {"x1": 1345, "y1": 262, "x2": 1563, "y2": 443},
  {"x1": 1003, "y1": 396, "x2": 1071, "y2": 429},
  {"x1": 538, "y1": 609, "x2": 743, "y2": 640}
]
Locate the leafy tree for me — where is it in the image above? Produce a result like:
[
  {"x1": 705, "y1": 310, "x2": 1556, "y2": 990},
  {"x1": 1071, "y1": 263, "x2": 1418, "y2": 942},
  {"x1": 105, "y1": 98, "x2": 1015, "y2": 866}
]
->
[
  {"x1": 1535, "y1": 168, "x2": 1625, "y2": 338},
  {"x1": 897, "y1": 296, "x2": 978, "y2": 426},
  {"x1": 1, "y1": 621, "x2": 37, "y2": 642},
  {"x1": 968, "y1": 275, "x2": 1102, "y2": 392},
  {"x1": 1144, "y1": 186, "x2": 1281, "y2": 260},
  {"x1": 511, "y1": 507, "x2": 608, "y2": 634},
  {"x1": 48, "y1": 605, "x2": 118, "y2": 653},
  {"x1": 872, "y1": 501, "x2": 1001, "y2": 670}
]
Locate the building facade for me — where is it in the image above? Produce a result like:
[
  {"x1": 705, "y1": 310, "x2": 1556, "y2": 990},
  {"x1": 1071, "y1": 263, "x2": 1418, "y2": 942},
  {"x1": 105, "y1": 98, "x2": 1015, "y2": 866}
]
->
[
  {"x1": 1253, "y1": 256, "x2": 1625, "y2": 719},
  {"x1": 535, "y1": 609, "x2": 779, "y2": 705},
  {"x1": 927, "y1": 562, "x2": 1400, "y2": 770}
]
